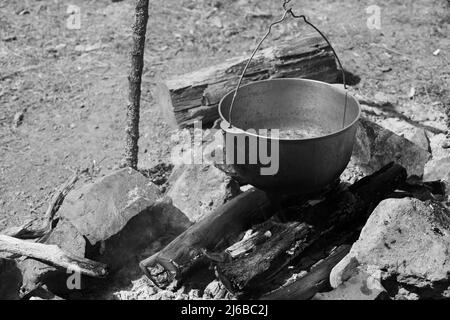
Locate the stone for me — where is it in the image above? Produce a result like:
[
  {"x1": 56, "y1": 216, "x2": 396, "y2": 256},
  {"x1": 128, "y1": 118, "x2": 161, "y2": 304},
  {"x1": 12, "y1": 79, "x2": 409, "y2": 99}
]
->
[
  {"x1": 429, "y1": 133, "x2": 450, "y2": 160},
  {"x1": 330, "y1": 198, "x2": 450, "y2": 298},
  {"x1": 0, "y1": 259, "x2": 22, "y2": 300},
  {"x1": 314, "y1": 267, "x2": 386, "y2": 300},
  {"x1": 352, "y1": 118, "x2": 430, "y2": 177},
  {"x1": 17, "y1": 218, "x2": 86, "y2": 296},
  {"x1": 59, "y1": 167, "x2": 161, "y2": 244},
  {"x1": 423, "y1": 156, "x2": 450, "y2": 195},
  {"x1": 404, "y1": 128, "x2": 430, "y2": 152},
  {"x1": 88, "y1": 198, "x2": 191, "y2": 299},
  {"x1": 376, "y1": 117, "x2": 416, "y2": 138},
  {"x1": 167, "y1": 164, "x2": 240, "y2": 222},
  {"x1": 98, "y1": 198, "x2": 191, "y2": 271}
]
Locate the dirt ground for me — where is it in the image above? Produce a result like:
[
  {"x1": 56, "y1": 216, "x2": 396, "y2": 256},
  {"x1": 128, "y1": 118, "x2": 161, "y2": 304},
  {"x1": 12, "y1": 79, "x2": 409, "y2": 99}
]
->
[{"x1": 0, "y1": 0, "x2": 449, "y2": 230}]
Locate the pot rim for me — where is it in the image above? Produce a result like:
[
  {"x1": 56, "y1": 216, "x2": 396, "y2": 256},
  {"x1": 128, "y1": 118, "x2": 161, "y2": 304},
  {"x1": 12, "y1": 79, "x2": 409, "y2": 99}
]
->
[{"x1": 218, "y1": 78, "x2": 361, "y2": 142}]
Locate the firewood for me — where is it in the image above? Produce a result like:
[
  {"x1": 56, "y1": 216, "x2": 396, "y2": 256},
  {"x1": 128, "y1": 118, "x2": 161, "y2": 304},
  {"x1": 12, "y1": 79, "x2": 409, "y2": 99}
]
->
[
  {"x1": 260, "y1": 245, "x2": 350, "y2": 300},
  {"x1": 139, "y1": 188, "x2": 274, "y2": 287},
  {"x1": 215, "y1": 163, "x2": 407, "y2": 296},
  {"x1": 0, "y1": 234, "x2": 108, "y2": 278},
  {"x1": 155, "y1": 36, "x2": 339, "y2": 128},
  {"x1": 216, "y1": 219, "x2": 313, "y2": 293}
]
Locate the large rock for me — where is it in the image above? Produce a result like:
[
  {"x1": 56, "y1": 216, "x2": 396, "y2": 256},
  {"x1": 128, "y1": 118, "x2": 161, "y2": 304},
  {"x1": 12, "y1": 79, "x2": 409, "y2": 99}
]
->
[
  {"x1": 8, "y1": 168, "x2": 193, "y2": 299},
  {"x1": 330, "y1": 198, "x2": 450, "y2": 298},
  {"x1": 167, "y1": 164, "x2": 240, "y2": 222},
  {"x1": 59, "y1": 167, "x2": 161, "y2": 244},
  {"x1": 97, "y1": 198, "x2": 191, "y2": 271},
  {"x1": 58, "y1": 168, "x2": 192, "y2": 271},
  {"x1": 352, "y1": 118, "x2": 430, "y2": 177}
]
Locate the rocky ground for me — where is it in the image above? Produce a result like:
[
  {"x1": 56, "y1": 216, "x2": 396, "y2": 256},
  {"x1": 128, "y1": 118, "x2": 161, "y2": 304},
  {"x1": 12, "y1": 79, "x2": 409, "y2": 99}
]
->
[
  {"x1": 0, "y1": 0, "x2": 449, "y2": 300},
  {"x1": 0, "y1": 0, "x2": 449, "y2": 230}
]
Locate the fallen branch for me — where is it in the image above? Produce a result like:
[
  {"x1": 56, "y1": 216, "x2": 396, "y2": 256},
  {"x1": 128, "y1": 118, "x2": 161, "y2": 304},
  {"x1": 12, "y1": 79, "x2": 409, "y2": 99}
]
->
[
  {"x1": 2, "y1": 173, "x2": 79, "y2": 240},
  {"x1": 0, "y1": 234, "x2": 108, "y2": 278}
]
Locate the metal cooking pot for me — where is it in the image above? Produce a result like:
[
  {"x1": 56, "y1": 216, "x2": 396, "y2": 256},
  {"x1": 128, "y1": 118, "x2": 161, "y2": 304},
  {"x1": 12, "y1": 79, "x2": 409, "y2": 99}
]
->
[{"x1": 218, "y1": 78, "x2": 361, "y2": 195}]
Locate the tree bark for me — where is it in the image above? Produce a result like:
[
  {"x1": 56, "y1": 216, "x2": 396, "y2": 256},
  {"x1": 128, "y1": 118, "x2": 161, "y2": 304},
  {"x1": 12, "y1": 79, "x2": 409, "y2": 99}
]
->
[{"x1": 124, "y1": 0, "x2": 149, "y2": 169}]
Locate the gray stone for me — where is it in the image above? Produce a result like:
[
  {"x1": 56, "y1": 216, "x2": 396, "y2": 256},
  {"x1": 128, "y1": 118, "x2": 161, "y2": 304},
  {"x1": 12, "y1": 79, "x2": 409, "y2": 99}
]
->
[
  {"x1": 429, "y1": 133, "x2": 450, "y2": 160},
  {"x1": 314, "y1": 268, "x2": 386, "y2": 300},
  {"x1": 0, "y1": 259, "x2": 22, "y2": 300},
  {"x1": 352, "y1": 118, "x2": 431, "y2": 177},
  {"x1": 330, "y1": 198, "x2": 450, "y2": 298},
  {"x1": 404, "y1": 128, "x2": 430, "y2": 152},
  {"x1": 167, "y1": 164, "x2": 240, "y2": 222},
  {"x1": 59, "y1": 167, "x2": 161, "y2": 244},
  {"x1": 424, "y1": 156, "x2": 450, "y2": 194},
  {"x1": 17, "y1": 218, "x2": 86, "y2": 296},
  {"x1": 98, "y1": 198, "x2": 191, "y2": 271},
  {"x1": 89, "y1": 198, "x2": 192, "y2": 298}
]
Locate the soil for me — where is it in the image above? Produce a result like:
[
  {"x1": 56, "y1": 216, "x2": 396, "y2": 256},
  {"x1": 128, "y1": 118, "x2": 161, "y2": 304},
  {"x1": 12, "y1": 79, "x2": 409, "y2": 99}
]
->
[{"x1": 0, "y1": 0, "x2": 449, "y2": 230}]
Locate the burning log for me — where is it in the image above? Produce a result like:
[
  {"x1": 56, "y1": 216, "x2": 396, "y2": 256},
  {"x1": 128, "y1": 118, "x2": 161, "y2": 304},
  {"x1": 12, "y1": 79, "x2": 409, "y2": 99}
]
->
[
  {"x1": 260, "y1": 245, "x2": 351, "y2": 300},
  {"x1": 0, "y1": 234, "x2": 108, "y2": 278},
  {"x1": 139, "y1": 188, "x2": 274, "y2": 286},
  {"x1": 155, "y1": 36, "x2": 339, "y2": 128},
  {"x1": 214, "y1": 163, "x2": 407, "y2": 297}
]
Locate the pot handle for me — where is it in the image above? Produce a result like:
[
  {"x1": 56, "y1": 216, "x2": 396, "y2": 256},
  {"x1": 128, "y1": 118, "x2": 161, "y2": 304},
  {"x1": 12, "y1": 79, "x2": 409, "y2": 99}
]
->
[{"x1": 228, "y1": 0, "x2": 348, "y2": 128}]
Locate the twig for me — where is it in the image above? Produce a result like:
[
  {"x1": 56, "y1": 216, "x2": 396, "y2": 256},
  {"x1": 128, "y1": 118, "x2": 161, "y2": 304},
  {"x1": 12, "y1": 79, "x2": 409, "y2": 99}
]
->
[
  {"x1": 369, "y1": 43, "x2": 411, "y2": 60},
  {"x1": 2, "y1": 172, "x2": 79, "y2": 240}
]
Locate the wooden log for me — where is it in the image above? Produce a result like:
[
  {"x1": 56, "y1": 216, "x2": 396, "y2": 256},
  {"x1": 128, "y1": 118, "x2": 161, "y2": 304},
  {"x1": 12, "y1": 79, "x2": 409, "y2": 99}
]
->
[
  {"x1": 139, "y1": 188, "x2": 274, "y2": 287},
  {"x1": 260, "y1": 245, "x2": 350, "y2": 300},
  {"x1": 215, "y1": 163, "x2": 407, "y2": 296},
  {"x1": 0, "y1": 235, "x2": 108, "y2": 278},
  {"x1": 156, "y1": 36, "x2": 339, "y2": 127},
  {"x1": 216, "y1": 219, "x2": 313, "y2": 293}
]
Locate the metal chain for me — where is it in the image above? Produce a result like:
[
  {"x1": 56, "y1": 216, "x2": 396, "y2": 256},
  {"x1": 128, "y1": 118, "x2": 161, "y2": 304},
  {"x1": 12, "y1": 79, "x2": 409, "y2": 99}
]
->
[{"x1": 228, "y1": 0, "x2": 348, "y2": 128}]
